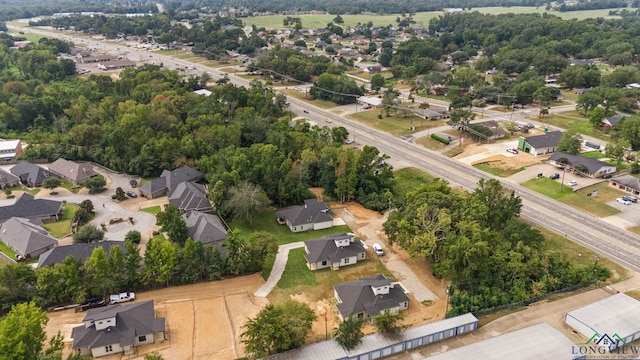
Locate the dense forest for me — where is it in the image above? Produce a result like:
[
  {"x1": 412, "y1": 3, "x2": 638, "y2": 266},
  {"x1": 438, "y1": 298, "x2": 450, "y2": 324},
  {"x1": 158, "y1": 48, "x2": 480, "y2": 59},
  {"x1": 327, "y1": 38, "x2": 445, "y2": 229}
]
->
[
  {"x1": 0, "y1": 0, "x2": 157, "y2": 22},
  {"x1": 383, "y1": 179, "x2": 610, "y2": 315}
]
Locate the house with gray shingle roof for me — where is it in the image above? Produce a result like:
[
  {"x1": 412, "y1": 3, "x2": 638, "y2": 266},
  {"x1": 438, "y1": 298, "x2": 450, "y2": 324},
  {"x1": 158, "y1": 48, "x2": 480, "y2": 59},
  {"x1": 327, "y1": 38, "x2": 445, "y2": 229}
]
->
[
  {"x1": 48, "y1": 158, "x2": 98, "y2": 184},
  {"x1": 0, "y1": 217, "x2": 57, "y2": 259},
  {"x1": 609, "y1": 175, "x2": 640, "y2": 196},
  {"x1": 37, "y1": 241, "x2": 126, "y2": 268},
  {"x1": 518, "y1": 130, "x2": 563, "y2": 156},
  {"x1": 71, "y1": 300, "x2": 166, "y2": 358},
  {"x1": 276, "y1": 199, "x2": 333, "y2": 233},
  {"x1": 0, "y1": 193, "x2": 62, "y2": 223},
  {"x1": 0, "y1": 169, "x2": 19, "y2": 189},
  {"x1": 10, "y1": 161, "x2": 55, "y2": 187},
  {"x1": 168, "y1": 182, "x2": 212, "y2": 213},
  {"x1": 183, "y1": 210, "x2": 227, "y2": 246},
  {"x1": 601, "y1": 114, "x2": 628, "y2": 129},
  {"x1": 139, "y1": 165, "x2": 203, "y2": 199},
  {"x1": 333, "y1": 274, "x2": 409, "y2": 320},
  {"x1": 304, "y1": 233, "x2": 365, "y2": 270},
  {"x1": 549, "y1": 152, "x2": 616, "y2": 178}
]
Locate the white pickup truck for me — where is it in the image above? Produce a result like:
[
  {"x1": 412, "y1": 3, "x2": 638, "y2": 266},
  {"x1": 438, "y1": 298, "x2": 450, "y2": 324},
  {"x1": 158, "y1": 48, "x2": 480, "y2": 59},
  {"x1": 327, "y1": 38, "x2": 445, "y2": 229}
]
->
[{"x1": 109, "y1": 292, "x2": 135, "y2": 304}]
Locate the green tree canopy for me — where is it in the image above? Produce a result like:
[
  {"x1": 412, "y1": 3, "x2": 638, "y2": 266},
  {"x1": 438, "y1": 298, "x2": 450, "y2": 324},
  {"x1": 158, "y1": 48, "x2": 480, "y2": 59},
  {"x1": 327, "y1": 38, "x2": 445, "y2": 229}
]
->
[
  {"x1": 333, "y1": 315, "x2": 364, "y2": 350},
  {"x1": 73, "y1": 225, "x2": 104, "y2": 244},
  {"x1": 557, "y1": 130, "x2": 583, "y2": 154},
  {"x1": 0, "y1": 302, "x2": 48, "y2": 360}
]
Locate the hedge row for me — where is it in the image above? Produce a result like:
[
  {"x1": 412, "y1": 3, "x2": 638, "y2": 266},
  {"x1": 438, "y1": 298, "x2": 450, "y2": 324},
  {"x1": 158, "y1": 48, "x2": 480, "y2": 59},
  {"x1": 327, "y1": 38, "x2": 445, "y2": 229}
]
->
[{"x1": 431, "y1": 134, "x2": 450, "y2": 145}]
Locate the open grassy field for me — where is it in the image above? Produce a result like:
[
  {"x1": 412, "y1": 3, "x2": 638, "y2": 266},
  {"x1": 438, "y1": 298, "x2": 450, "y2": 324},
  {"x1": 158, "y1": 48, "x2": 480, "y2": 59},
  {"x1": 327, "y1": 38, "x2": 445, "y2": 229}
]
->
[
  {"x1": 268, "y1": 247, "x2": 394, "y2": 303},
  {"x1": 243, "y1": 7, "x2": 630, "y2": 29},
  {"x1": 474, "y1": 161, "x2": 525, "y2": 177},
  {"x1": 537, "y1": 111, "x2": 611, "y2": 141},
  {"x1": 141, "y1": 205, "x2": 162, "y2": 215},
  {"x1": 347, "y1": 109, "x2": 445, "y2": 136},
  {"x1": 393, "y1": 167, "x2": 434, "y2": 196},
  {"x1": 228, "y1": 211, "x2": 352, "y2": 245},
  {"x1": 522, "y1": 179, "x2": 620, "y2": 217},
  {"x1": 43, "y1": 204, "x2": 79, "y2": 238}
]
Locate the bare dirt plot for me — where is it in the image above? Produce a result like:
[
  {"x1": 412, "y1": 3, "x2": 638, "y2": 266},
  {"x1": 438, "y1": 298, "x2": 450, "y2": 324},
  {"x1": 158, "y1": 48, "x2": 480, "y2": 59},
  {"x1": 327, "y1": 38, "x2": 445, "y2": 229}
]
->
[{"x1": 47, "y1": 274, "x2": 266, "y2": 360}]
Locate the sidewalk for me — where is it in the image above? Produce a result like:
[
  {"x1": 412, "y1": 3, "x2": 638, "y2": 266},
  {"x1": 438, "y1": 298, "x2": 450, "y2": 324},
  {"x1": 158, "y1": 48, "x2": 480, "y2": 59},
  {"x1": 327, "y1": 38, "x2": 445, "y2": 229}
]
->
[{"x1": 254, "y1": 241, "x2": 305, "y2": 297}]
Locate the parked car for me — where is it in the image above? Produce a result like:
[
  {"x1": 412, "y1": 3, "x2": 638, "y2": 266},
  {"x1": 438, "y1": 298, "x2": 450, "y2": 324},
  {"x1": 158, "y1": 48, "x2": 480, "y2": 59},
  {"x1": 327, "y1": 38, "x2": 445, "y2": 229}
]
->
[
  {"x1": 526, "y1": 123, "x2": 535, "y2": 128},
  {"x1": 362, "y1": 105, "x2": 371, "y2": 110},
  {"x1": 372, "y1": 243, "x2": 384, "y2": 256},
  {"x1": 568, "y1": 180, "x2": 577, "y2": 186},
  {"x1": 129, "y1": 179, "x2": 138, "y2": 188},
  {"x1": 622, "y1": 195, "x2": 638, "y2": 203},
  {"x1": 602, "y1": 174, "x2": 612, "y2": 179},
  {"x1": 303, "y1": 110, "x2": 309, "y2": 113},
  {"x1": 345, "y1": 138, "x2": 354, "y2": 144},
  {"x1": 550, "y1": 173, "x2": 560, "y2": 180},
  {"x1": 506, "y1": 148, "x2": 519, "y2": 154},
  {"x1": 126, "y1": 191, "x2": 137, "y2": 198},
  {"x1": 617, "y1": 198, "x2": 632, "y2": 205},
  {"x1": 109, "y1": 292, "x2": 135, "y2": 304}
]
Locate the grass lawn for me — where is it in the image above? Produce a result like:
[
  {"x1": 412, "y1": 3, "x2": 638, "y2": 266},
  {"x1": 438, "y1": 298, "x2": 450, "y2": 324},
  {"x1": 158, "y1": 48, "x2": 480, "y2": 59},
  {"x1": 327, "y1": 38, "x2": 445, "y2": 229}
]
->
[
  {"x1": 522, "y1": 179, "x2": 621, "y2": 217},
  {"x1": 175, "y1": 53, "x2": 199, "y2": 60},
  {"x1": 627, "y1": 289, "x2": 640, "y2": 301},
  {"x1": 393, "y1": 167, "x2": 434, "y2": 196},
  {"x1": 11, "y1": 187, "x2": 40, "y2": 196},
  {"x1": 540, "y1": 226, "x2": 630, "y2": 281},
  {"x1": 474, "y1": 161, "x2": 525, "y2": 177},
  {"x1": 141, "y1": 206, "x2": 162, "y2": 215},
  {"x1": 581, "y1": 151, "x2": 606, "y2": 159},
  {"x1": 628, "y1": 226, "x2": 640, "y2": 236},
  {"x1": 415, "y1": 136, "x2": 447, "y2": 151},
  {"x1": 228, "y1": 211, "x2": 352, "y2": 245},
  {"x1": 537, "y1": 112, "x2": 610, "y2": 141},
  {"x1": 347, "y1": 110, "x2": 445, "y2": 136},
  {"x1": 0, "y1": 241, "x2": 17, "y2": 260},
  {"x1": 43, "y1": 204, "x2": 79, "y2": 238},
  {"x1": 268, "y1": 247, "x2": 395, "y2": 304},
  {"x1": 279, "y1": 89, "x2": 337, "y2": 109},
  {"x1": 57, "y1": 178, "x2": 81, "y2": 193}
]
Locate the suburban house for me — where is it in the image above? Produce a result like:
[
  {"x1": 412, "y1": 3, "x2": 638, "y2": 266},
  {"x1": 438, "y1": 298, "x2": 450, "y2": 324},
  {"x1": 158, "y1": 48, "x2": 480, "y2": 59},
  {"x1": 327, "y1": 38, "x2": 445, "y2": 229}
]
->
[
  {"x1": 183, "y1": 210, "x2": 227, "y2": 247},
  {"x1": 276, "y1": 199, "x2": 333, "y2": 233},
  {"x1": 0, "y1": 193, "x2": 63, "y2": 223},
  {"x1": 517, "y1": 130, "x2": 563, "y2": 156},
  {"x1": 48, "y1": 158, "x2": 98, "y2": 184},
  {"x1": 0, "y1": 217, "x2": 57, "y2": 260},
  {"x1": 304, "y1": 233, "x2": 366, "y2": 271},
  {"x1": 0, "y1": 169, "x2": 19, "y2": 189},
  {"x1": 0, "y1": 139, "x2": 23, "y2": 161},
  {"x1": 168, "y1": 182, "x2": 212, "y2": 213},
  {"x1": 469, "y1": 120, "x2": 506, "y2": 140},
  {"x1": 71, "y1": 300, "x2": 166, "y2": 358},
  {"x1": 601, "y1": 114, "x2": 628, "y2": 129},
  {"x1": 549, "y1": 152, "x2": 616, "y2": 178},
  {"x1": 139, "y1": 165, "x2": 203, "y2": 199},
  {"x1": 609, "y1": 175, "x2": 640, "y2": 196},
  {"x1": 37, "y1": 241, "x2": 126, "y2": 268},
  {"x1": 333, "y1": 274, "x2": 410, "y2": 320},
  {"x1": 10, "y1": 161, "x2": 55, "y2": 187}
]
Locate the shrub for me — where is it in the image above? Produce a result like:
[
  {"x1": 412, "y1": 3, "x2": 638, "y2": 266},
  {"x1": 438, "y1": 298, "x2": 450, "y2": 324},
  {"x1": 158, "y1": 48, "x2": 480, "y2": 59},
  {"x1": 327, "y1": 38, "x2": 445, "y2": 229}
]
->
[{"x1": 431, "y1": 134, "x2": 450, "y2": 145}]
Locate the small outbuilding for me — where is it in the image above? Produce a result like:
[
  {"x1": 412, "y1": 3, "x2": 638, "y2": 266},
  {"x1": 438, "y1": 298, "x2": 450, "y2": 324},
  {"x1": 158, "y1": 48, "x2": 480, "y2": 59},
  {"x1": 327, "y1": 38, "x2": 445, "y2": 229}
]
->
[{"x1": 565, "y1": 293, "x2": 640, "y2": 351}]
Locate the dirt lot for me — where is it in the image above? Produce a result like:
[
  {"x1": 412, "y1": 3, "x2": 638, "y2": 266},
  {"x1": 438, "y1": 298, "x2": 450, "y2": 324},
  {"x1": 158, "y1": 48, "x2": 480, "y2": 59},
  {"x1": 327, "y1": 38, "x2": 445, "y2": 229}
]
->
[
  {"x1": 47, "y1": 274, "x2": 267, "y2": 360},
  {"x1": 455, "y1": 142, "x2": 545, "y2": 168}
]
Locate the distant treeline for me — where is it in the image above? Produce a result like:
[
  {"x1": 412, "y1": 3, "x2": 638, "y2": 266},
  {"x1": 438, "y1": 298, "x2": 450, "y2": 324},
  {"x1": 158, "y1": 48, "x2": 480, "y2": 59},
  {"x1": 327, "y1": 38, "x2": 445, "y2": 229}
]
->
[
  {"x1": 558, "y1": 0, "x2": 636, "y2": 12},
  {"x1": 165, "y1": 0, "x2": 548, "y2": 16},
  {"x1": 0, "y1": 0, "x2": 157, "y2": 22}
]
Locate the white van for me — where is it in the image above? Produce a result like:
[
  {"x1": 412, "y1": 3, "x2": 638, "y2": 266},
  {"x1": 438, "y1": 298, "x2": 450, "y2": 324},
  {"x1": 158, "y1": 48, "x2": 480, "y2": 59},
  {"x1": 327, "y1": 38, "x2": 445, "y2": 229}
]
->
[{"x1": 372, "y1": 243, "x2": 384, "y2": 256}]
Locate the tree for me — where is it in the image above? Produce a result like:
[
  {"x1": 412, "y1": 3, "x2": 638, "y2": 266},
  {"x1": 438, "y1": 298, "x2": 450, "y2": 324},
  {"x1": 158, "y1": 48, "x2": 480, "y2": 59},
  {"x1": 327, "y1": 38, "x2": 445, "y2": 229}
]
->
[
  {"x1": 74, "y1": 208, "x2": 91, "y2": 226},
  {"x1": 372, "y1": 310, "x2": 405, "y2": 333},
  {"x1": 144, "y1": 352, "x2": 164, "y2": 360},
  {"x1": 79, "y1": 199, "x2": 94, "y2": 214},
  {"x1": 0, "y1": 263, "x2": 37, "y2": 310},
  {"x1": 42, "y1": 177, "x2": 61, "y2": 194},
  {"x1": 156, "y1": 204, "x2": 189, "y2": 244},
  {"x1": 226, "y1": 181, "x2": 272, "y2": 224},
  {"x1": 557, "y1": 131, "x2": 583, "y2": 154},
  {"x1": 83, "y1": 175, "x2": 106, "y2": 194},
  {"x1": 333, "y1": 315, "x2": 364, "y2": 350},
  {"x1": 73, "y1": 225, "x2": 104, "y2": 243},
  {"x1": 588, "y1": 107, "x2": 606, "y2": 128},
  {"x1": 124, "y1": 230, "x2": 142, "y2": 245},
  {"x1": 0, "y1": 302, "x2": 48, "y2": 360},
  {"x1": 143, "y1": 237, "x2": 178, "y2": 287},
  {"x1": 84, "y1": 247, "x2": 116, "y2": 297},
  {"x1": 370, "y1": 74, "x2": 385, "y2": 93},
  {"x1": 115, "y1": 187, "x2": 126, "y2": 201},
  {"x1": 605, "y1": 138, "x2": 630, "y2": 165},
  {"x1": 241, "y1": 300, "x2": 316, "y2": 359}
]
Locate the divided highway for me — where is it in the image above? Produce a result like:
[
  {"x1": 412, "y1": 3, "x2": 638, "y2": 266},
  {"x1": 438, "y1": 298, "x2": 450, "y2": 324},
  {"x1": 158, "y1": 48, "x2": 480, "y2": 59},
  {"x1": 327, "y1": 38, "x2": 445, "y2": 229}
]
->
[{"x1": 13, "y1": 25, "x2": 640, "y2": 271}]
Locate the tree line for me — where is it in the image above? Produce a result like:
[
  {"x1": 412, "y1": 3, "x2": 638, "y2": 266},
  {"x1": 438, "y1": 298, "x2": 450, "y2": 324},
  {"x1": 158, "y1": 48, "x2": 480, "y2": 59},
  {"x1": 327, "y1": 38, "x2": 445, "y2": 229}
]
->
[{"x1": 383, "y1": 178, "x2": 610, "y2": 316}]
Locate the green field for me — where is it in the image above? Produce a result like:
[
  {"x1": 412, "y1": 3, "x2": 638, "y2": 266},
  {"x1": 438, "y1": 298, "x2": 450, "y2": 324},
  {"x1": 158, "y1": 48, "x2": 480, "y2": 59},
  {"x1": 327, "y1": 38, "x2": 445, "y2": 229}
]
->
[
  {"x1": 521, "y1": 179, "x2": 620, "y2": 217},
  {"x1": 228, "y1": 211, "x2": 352, "y2": 245},
  {"x1": 269, "y1": 247, "x2": 394, "y2": 304},
  {"x1": 43, "y1": 204, "x2": 79, "y2": 238},
  {"x1": 243, "y1": 7, "x2": 630, "y2": 29},
  {"x1": 474, "y1": 161, "x2": 525, "y2": 177},
  {"x1": 141, "y1": 206, "x2": 161, "y2": 215},
  {"x1": 535, "y1": 112, "x2": 611, "y2": 141},
  {"x1": 393, "y1": 167, "x2": 434, "y2": 196},
  {"x1": 347, "y1": 109, "x2": 446, "y2": 136}
]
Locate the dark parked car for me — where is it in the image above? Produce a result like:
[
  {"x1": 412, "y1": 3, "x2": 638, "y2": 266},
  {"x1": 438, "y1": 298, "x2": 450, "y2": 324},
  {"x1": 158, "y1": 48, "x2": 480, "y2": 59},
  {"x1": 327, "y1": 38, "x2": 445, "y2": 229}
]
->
[
  {"x1": 550, "y1": 173, "x2": 560, "y2": 180},
  {"x1": 623, "y1": 195, "x2": 638, "y2": 203},
  {"x1": 602, "y1": 174, "x2": 612, "y2": 179},
  {"x1": 75, "y1": 297, "x2": 107, "y2": 312},
  {"x1": 129, "y1": 179, "x2": 138, "y2": 188},
  {"x1": 126, "y1": 191, "x2": 137, "y2": 198}
]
